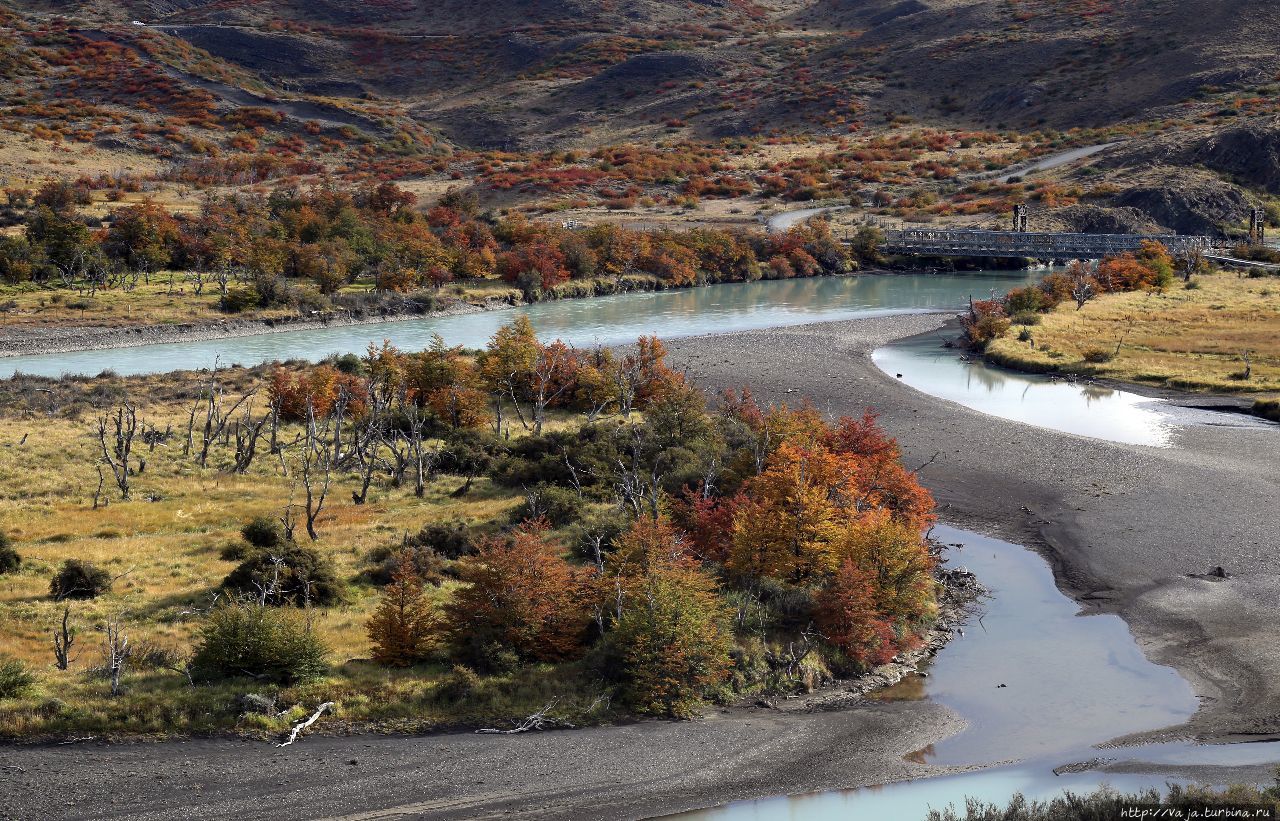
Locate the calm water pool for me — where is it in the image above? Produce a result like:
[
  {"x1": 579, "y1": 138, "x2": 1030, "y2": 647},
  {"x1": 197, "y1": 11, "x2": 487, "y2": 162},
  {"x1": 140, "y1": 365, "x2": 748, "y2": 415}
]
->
[
  {"x1": 673, "y1": 527, "x2": 1278, "y2": 820},
  {"x1": 874, "y1": 336, "x2": 1277, "y2": 447}
]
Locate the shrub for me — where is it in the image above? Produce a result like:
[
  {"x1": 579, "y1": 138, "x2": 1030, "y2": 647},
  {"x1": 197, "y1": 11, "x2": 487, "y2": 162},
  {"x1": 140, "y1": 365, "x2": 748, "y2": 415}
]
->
[
  {"x1": 241, "y1": 516, "x2": 285, "y2": 549},
  {"x1": 0, "y1": 655, "x2": 35, "y2": 698},
  {"x1": 191, "y1": 603, "x2": 329, "y2": 684},
  {"x1": 220, "y1": 287, "x2": 259, "y2": 313},
  {"x1": 510, "y1": 483, "x2": 585, "y2": 527},
  {"x1": 363, "y1": 542, "x2": 446, "y2": 586},
  {"x1": 219, "y1": 542, "x2": 253, "y2": 562},
  {"x1": 606, "y1": 559, "x2": 734, "y2": 717},
  {"x1": 366, "y1": 552, "x2": 440, "y2": 667},
  {"x1": 1010, "y1": 311, "x2": 1041, "y2": 326},
  {"x1": 0, "y1": 532, "x2": 19, "y2": 574},
  {"x1": 1253, "y1": 398, "x2": 1280, "y2": 423},
  {"x1": 221, "y1": 543, "x2": 345, "y2": 606},
  {"x1": 445, "y1": 523, "x2": 591, "y2": 669},
  {"x1": 1004, "y1": 285, "x2": 1048, "y2": 315},
  {"x1": 407, "y1": 520, "x2": 474, "y2": 560},
  {"x1": 49, "y1": 559, "x2": 112, "y2": 600},
  {"x1": 1081, "y1": 346, "x2": 1115, "y2": 363}
]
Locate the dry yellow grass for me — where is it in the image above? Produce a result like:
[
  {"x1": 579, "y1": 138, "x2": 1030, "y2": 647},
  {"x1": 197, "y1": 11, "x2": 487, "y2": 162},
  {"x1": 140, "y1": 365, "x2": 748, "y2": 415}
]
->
[
  {"x1": 0, "y1": 377, "x2": 606, "y2": 738},
  {"x1": 988, "y1": 271, "x2": 1280, "y2": 396}
]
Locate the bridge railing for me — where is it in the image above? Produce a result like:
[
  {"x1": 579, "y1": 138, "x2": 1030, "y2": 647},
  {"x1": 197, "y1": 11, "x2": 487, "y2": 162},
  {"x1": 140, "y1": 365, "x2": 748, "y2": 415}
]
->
[{"x1": 878, "y1": 228, "x2": 1216, "y2": 259}]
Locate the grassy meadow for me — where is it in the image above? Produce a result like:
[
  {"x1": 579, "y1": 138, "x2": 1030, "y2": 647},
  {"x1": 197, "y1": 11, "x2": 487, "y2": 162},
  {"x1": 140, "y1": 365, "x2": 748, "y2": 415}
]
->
[
  {"x1": 0, "y1": 369, "x2": 611, "y2": 739},
  {"x1": 987, "y1": 270, "x2": 1280, "y2": 398}
]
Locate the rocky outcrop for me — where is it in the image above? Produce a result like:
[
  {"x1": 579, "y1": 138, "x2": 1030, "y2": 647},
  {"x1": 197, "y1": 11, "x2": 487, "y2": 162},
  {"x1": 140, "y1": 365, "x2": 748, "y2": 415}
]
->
[
  {"x1": 1192, "y1": 120, "x2": 1280, "y2": 194},
  {"x1": 1114, "y1": 173, "x2": 1252, "y2": 236},
  {"x1": 1049, "y1": 205, "x2": 1162, "y2": 235}
]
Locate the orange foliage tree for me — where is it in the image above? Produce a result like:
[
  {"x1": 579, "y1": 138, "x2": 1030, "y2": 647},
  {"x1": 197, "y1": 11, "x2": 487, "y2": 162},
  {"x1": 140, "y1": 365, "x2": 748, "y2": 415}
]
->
[
  {"x1": 445, "y1": 522, "x2": 592, "y2": 667},
  {"x1": 367, "y1": 552, "x2": 440, "y2": 667}
]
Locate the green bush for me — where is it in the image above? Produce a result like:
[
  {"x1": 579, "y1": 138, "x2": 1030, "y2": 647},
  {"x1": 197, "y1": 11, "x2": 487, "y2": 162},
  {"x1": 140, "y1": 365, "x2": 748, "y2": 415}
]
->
[
  {"x1": 219, "y1": 541, "x2": 252, "y2": 562},
  {"x1": 407, "y1": 520, "x2": 474, "y2": 560},
  {"x1": 0, "y1": 531, "x2": 19, "y2": 574},
  {"x1": 191, "y1": 603, "x2": 329, "y2": 684},
  {"x1": 510, "y1": 483, "x2": 586, "y2": 527},
  {"x1": 221, "y1": 543, "x2": 345, "y2": 606},
  {"x1": 0, "y1": 655, "x2": 35, "y2": 698},
  {"x1": 49, "y1": 559, "x2": 112, "y2": 600},
  {"x1": 240, "y1": 516, "x2": 285, "y2": 549},
  {"x1": 363, "y1": 542, "x2": 446, "y2": 586}
]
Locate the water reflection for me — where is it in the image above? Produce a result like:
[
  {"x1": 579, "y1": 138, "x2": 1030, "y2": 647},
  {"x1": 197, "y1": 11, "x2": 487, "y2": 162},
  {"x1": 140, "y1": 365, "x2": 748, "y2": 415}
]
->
[
  {"x1": 670, "y1": 527, "x2": 1280, "y2": 821},
  {"x1": 873, "y1": 337, "x2": 1179, "y2": 447},
  {"x1": 0, "y1": 272, "x2": 1043, "y2": 379},
  {"x1": 910, "y1": 527, "x2": 1197, "y2": 767}
]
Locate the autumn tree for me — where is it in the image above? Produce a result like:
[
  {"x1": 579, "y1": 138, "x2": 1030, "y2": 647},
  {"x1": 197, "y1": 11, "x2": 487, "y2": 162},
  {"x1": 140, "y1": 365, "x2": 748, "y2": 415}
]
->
[
  {"x1": 367, "y1": 552, "x2": 439, "y2": 667},
  {"x1": 601, "y1": 518, "x2": 734, "y2": 717},
  {"x1": 445, "y1": 522, "x2": 591, "y2": 668},
  {"x1": 103, "y1": 200, "x2": 180, "y2": 275},
  {"x1": 817, "y1": 509, "x2": 936, "y2": 665}
]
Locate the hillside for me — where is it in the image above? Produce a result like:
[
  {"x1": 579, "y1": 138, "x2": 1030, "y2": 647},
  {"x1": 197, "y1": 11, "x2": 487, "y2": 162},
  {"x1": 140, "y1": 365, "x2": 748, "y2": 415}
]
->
[{"x1": 2, "y1": 0, "x2": 1280, "y2": 236}]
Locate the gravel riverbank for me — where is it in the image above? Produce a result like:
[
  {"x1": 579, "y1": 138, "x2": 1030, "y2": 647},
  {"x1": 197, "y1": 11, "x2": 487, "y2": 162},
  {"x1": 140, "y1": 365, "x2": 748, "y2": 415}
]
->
[{"x1": 667, "y1": 314, "x2": 1280, "y2": 747}]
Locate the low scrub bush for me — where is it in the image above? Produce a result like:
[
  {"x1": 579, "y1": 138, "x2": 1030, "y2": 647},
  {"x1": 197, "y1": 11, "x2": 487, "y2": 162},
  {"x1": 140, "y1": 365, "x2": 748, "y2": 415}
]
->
[
  {"x1": 1081, "y1": 346, "x2": 1115, "y2": 363},
  {"x1": 0, "y1": 655, "x2": 35, "y2": 698},
  {"x1": 1253, "y1": 398, "x2": 1280, "y2": 422},
  {"x1": 0, "y1": 532, "x2": 19, "y2": 574},
  {"x1": 191, "y1": 603, "x2": 329, "y2": 684},
  {"x1": 241, "y1": 516, "x2": 285, "y2": 549},
  {"x1": 510, "y1": 484, "x2": 585, "y2": 527},
  {"x1": 406, "y1": 520, "x2": 474, "y2": 560},
  {"x1": 221, "y1": 543, "x2": 345, "y2": 606},
  {"x1": 49, "y1": 559, "x2": 111, "y2": 600}
]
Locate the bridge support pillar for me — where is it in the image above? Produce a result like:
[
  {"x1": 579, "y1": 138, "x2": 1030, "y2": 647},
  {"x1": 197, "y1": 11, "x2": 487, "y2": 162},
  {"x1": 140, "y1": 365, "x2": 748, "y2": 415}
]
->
[
  {"x1": 1250, "y1": 208, "x2": 1266, "y2": 246},
  {"x1": 1013, "y1": 205, "x2": 1028, "y2": 232}
]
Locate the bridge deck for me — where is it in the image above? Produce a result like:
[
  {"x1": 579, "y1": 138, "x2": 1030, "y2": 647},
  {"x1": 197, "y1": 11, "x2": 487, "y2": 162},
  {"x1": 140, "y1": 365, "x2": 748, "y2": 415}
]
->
[{"x1": 879, "y1": 228, "x2": 1215, "y2": 260}]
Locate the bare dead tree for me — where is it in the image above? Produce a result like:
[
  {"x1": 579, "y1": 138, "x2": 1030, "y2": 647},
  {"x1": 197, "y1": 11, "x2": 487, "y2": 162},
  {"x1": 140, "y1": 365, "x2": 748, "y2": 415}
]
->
[
  {"x1": 100, "y1": 618, "x2": 132, "y2": 697},
  {"x1": 230, "y1": 401, "x2": 269, "y2": 474},
  {"x1": 611, "y1": 426, "x2": 667, "y2": 520},
  {"x1": 52, "y1": 605, "x2": 76, "y2": 670},
  {"x1": 96, "y1": 402, "x2": 140, "y2": 500},
  {"x1": 279, "y1": 483, "x2": 299, "y2": 543},
  {"x1": 476, "y1": 699, "x2": 576, "y2": 734},
  {"x1": 92, "y1": 466, "x2": 107, "y2": 510},
  {"x1": 194, "y1": 368, "x2": 254, "y2": 469},
  {"x1": 612, "y1": 352, "x2": 643, "y2": 418},
  {"x1": 529, "y1": 344, "x2": 577, "y2": 436},
  {"x1": 1239, "y1": 349, "x2": 1253, "y2": 381},
  {"x1": 350, "y1": 388, "x2": 390, "y2": 505},
  {"x1": 299, "y1": 402, "x2": 333, "y2": 541}
]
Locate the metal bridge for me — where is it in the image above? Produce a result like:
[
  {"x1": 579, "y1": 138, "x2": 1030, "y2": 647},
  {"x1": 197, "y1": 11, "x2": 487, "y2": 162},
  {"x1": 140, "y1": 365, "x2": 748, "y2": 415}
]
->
[{"x1": 879, "y1": 228, "x2": 1216, "y2": 261}]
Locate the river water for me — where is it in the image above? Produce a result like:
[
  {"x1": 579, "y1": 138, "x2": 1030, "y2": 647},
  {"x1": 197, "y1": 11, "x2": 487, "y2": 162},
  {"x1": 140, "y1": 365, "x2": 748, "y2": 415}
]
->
[
  {"x1": 874, "y1": 335, "x2": 1277, "y2": 447},
  {"x1": 675, "y1": 527, "x2": 1279, "y2": 820},
  {"x1": 0, "y1": 272, "x2": 1040, "y2": 379}
]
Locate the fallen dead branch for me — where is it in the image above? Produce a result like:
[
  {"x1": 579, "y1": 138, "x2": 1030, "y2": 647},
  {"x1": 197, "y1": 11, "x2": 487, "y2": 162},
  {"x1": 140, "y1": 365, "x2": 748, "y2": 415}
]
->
[
  {"x1": 476, "y1": 699, "x2": 571, "y2": 734},
  {"x1": 276, "y1": 701, "x2": 334, "y2": 747}
]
